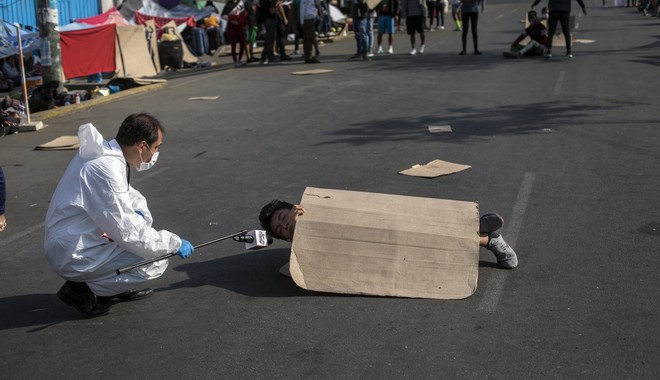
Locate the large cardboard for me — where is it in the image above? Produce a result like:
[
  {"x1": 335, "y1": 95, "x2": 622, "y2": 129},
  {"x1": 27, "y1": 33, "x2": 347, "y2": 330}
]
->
[
  {"x1": 115, "y1": 25, "x2": 160, "y2": 78},
  {"x1": 289, "y1": 187, "x2": 480, "y2": 299}
]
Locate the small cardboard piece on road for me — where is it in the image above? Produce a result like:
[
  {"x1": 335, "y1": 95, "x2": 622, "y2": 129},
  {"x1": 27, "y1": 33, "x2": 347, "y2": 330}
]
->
[
  {"x1": 428, "y1": 125, "x2": 452, "y2": 133},
  {"x1": 291, "y1": 69, "x2": 334, "y2": 75},
  {"x1": 35, "y1": 136, "x2": 79, "y2": 150},
  {"x1": 399, "y1": 159, "x2": 471, "y2": 178},
  {"x1": 289, "y1": 187, "x2": 480, "y2": 299},
  {"x1": 188, "y1": 96, "x2": 220, "y2": 100}
]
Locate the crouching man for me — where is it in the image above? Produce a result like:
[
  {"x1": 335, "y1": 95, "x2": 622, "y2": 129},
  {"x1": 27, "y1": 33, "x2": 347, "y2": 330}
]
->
[{"x1": 45, "y1": 113, "x2": 194, "y2": 318}]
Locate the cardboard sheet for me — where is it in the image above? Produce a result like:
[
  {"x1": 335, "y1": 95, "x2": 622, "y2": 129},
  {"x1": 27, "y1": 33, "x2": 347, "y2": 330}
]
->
[
  {"x1": 188, "y1": 96, "x2": 219, "y2": 100},
  {"x1": 291, "y1": 69, "x2": 334, "y2": 75},
  {"x1": 115, "y1": 25, "x2": 159, "y2": 78},
  {"x1": 428, "y1": 125, "x2": 452, "y2": 133},
  {"x1": 35, "y1": 136, "x2": 79, "y2": 150},
  {"x1": 290, "y1": 187, "x2": 480, "y2": 299},
  {"x1": 399, "y1": 159, "x2": 471, "y2": 178}
]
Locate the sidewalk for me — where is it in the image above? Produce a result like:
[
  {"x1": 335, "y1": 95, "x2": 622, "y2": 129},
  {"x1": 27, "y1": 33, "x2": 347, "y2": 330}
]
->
[{"x1": 27, "y1": 31, "x2": 350, "y2": 125}]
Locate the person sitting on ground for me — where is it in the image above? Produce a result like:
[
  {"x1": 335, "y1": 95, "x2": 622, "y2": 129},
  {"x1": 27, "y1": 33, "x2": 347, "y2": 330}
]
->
[
  {"x1": 503, "y1": 10, "x2": 548, "y2": 58},
  {"x1": 259, "y1": 199, "x2": 519, "y2": 269},
  {"x1": 1, "y1": 56, "x2": 23, "y2": 86}
]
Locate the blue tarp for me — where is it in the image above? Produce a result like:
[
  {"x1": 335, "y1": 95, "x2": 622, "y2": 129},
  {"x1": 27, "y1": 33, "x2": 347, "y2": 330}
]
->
[{"x1": 0, "y1": 20, "x2": 40, "y2": 59}]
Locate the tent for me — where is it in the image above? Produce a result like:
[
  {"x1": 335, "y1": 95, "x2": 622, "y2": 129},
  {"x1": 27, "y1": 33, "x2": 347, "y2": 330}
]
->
[
  {"x1": 75, "y1": 7, "x2": 129, "y2": 27},
  {"x1": 0, "y1": 20, "x2": 39, "y2": 59},
  {"x1": 59, "y1": 10, "x2": 161, "y2": 79}
]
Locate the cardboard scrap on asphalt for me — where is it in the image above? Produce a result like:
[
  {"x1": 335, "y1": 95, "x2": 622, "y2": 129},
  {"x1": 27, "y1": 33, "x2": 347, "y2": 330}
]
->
[
  {"x1": 291, "y1": 69, "x2": 334, "y2": 75},
  {"x1": 289, "y1": 187, "x2": 480, "y2": 299},
  {"x1": 188, "y1": 96, "x2": 220, "y2": 100},
  {"x1": 428, "y1": 125, "x2": 452, "y2": 133},
  {"x1": 399, "y1": 159, "x2": 471, "y2": 178},
  {"x1": 35, "y1": 136, "x2": 79, "y2": 150}
]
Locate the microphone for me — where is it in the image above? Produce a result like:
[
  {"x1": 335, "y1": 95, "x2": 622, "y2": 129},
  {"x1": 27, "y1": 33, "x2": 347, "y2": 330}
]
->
[{"x1": 234, "y1": 230, "x2": 273, "y2": 250}]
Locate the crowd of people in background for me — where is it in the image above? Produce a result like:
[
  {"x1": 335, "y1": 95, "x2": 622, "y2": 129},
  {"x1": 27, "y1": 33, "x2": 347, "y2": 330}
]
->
[{"x1": 199, "y1": 0, "x2": 592, "y2": 65}]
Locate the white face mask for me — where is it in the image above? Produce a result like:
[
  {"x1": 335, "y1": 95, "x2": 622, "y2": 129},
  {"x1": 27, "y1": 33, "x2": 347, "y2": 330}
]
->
[{"x1": 136, "y1": 144, "x2": 159, "y2": 172}]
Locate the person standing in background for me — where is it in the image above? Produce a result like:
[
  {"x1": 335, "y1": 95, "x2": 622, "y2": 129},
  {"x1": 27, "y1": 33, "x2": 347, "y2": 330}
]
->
[
  {"x1": 0, "y1": 166, "x2": 7, "y2": 232},
  {"x1": 459, "y1": 0, "x2": 483, "y2": 55},
  {"x1": 532, "y1": 0, "x2": 587, "y2": 58}
]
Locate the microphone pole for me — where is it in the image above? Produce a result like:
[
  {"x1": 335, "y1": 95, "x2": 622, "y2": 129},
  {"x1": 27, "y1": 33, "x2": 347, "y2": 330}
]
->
[{"x1": 116, "y1": 230, "x2": 247, "y2": 275}]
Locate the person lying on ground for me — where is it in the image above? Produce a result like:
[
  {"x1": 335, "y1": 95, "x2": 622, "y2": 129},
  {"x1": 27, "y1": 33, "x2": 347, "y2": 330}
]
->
[{"x1": 258, "y1": 199, "x2": 518, "y2": 270}]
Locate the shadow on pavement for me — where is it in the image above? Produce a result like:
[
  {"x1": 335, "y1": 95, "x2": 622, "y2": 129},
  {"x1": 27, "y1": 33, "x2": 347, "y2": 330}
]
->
[{"x1": 0, "y1": 293, "x2": 78, "y2": 331}]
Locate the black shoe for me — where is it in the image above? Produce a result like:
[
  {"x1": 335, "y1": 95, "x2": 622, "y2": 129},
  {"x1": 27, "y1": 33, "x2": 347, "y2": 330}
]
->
[
  {"x1": 474, "y1": 50, "x2": 482, "y2": 55},
  {"x1": 305, "y1": 57, "x2": 321, "y2": 64},
  {"x1": 479, "y1": 213, "x2": 504, "y2": 234},
  {"x1": 98, "y1": 288, "x2": 153, "y2": 305},
  {"x1": 57, "y1": 281, "x2": 111, "y2": 319},
  {"x1": 280, "y1": 55, "x2": 292, "y2": 61}
]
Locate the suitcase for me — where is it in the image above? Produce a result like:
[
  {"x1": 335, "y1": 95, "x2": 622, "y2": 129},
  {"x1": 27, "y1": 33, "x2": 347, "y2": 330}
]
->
[
  {"x1": 190, "y1": 27, "x2": 209, "y2": 56},
  {"x1": 206, "y1": 27, "x2": 223, "y2": 52},
  {"x1": 158, "y1": 40, "x2": 183, "y2": 70}
]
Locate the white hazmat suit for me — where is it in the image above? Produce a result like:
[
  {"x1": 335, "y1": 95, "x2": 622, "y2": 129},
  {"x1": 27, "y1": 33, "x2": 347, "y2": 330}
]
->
[{"x1": 45, "y1": 124, "x2": 181, "y2": 296}]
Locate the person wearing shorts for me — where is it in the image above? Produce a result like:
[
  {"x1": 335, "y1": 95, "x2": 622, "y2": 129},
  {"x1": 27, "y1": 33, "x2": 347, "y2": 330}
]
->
[
  {"x1": 401, "y1": 0, "x2": 428, "y2": 55},
  {"x1": 376, "y1": 0, "x2": 399, "y2": 54}
]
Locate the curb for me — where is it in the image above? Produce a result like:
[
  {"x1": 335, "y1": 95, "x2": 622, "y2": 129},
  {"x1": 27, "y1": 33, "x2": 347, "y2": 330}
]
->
[{"x1": 28, "y1": 80, "x2": 169, "y2": 123}]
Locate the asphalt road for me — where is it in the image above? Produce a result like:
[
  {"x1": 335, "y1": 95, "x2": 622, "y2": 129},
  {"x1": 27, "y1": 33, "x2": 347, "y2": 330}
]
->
[{"x1": 1, "y1": 2, "x2": 658, "y2": 378}]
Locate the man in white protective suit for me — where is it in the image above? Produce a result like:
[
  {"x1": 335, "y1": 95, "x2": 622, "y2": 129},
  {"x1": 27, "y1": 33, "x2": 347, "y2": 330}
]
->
[{"x1": 45, "y1": 113, "x2": 194, "y2": 319}]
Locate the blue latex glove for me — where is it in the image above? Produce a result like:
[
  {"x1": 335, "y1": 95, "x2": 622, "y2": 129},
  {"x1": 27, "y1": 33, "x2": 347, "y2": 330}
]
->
[{"x1": 177, "y1": 240, "x2": 194, "y2": 259}]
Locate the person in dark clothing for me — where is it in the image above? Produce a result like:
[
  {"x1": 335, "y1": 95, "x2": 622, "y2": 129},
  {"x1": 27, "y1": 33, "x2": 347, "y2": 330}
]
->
[
  {"x1": 260, "y1": 0, "x2": 281, "y2": 64},
  {"x1": 0, "y1": 166, "x2": 7, "y2": 232},
  {"x1": 503, "y1": 10, "x2": 548, "y2": 58},
  {"x1": 349, "y1": 0, "x2": 370, "y2": 60},
  {"x1": 531, "y1": 0, "x2": 587, "y2": 59},
  {"x1": 458, "y1": 0, "x2": 483, "y2": 55}
]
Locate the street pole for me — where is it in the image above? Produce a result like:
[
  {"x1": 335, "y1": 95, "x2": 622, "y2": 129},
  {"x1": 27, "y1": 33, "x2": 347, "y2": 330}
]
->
[{"x1": 36, "y1": 0, "x2": 64, "y2": 92}]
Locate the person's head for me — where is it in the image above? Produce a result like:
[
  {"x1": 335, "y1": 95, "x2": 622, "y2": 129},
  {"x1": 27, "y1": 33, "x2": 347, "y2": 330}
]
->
[
  {"x1": 259, "y1": 199, "x2": 296, "y2": 240},
  {"x1": 528, "y1": 10, "x2": 539, "y2": 24},
  {"x1": 115, "y1": 113, "x2": 164, "y2": 171}
]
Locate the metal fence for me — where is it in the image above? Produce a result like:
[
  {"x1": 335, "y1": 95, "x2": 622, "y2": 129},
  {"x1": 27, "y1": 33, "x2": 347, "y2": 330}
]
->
[{"x1": 0, "y1": 0, "x2": 100, "y2": 29}]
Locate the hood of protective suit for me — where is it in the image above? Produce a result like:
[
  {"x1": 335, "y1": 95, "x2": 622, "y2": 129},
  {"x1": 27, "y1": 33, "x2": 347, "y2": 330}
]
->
[{"x1": 78, "y1": 123, "x2": 124, "y2": 160}]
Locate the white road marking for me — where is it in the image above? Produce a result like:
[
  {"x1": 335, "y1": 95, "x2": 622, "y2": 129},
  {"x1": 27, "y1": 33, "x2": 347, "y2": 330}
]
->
[
  {"x1": 478, "y1": 172, "x2": 535, "y2": 312},
  {"x1": 553, "y1": 71, "x2": 565, "y2": 95}
]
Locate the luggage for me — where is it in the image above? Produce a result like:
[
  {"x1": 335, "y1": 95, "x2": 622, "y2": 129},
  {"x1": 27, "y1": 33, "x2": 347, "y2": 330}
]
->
[
  {"x1": 206, "y1": 27, "x2": 223, "y2": 52},
  {"x1": 158, "y1": 40, "x2": 183, "y2": 70},
  {"x1": 189, "y1": 27, "x2": 209, "y2": 56}
]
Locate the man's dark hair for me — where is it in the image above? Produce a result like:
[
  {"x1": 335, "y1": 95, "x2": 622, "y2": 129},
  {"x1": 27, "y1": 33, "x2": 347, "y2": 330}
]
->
[
  {"x1": 115, "y1": 113, "x2": 164, "y2": 147},
  {"x1": 259, "y1": 199, "x2": 294, "y2": 239}
]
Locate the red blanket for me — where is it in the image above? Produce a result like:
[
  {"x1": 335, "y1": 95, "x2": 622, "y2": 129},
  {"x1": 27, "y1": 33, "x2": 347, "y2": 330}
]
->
[{"x1": 60, "y1": 24, "x2": 116, "y2": 79}]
